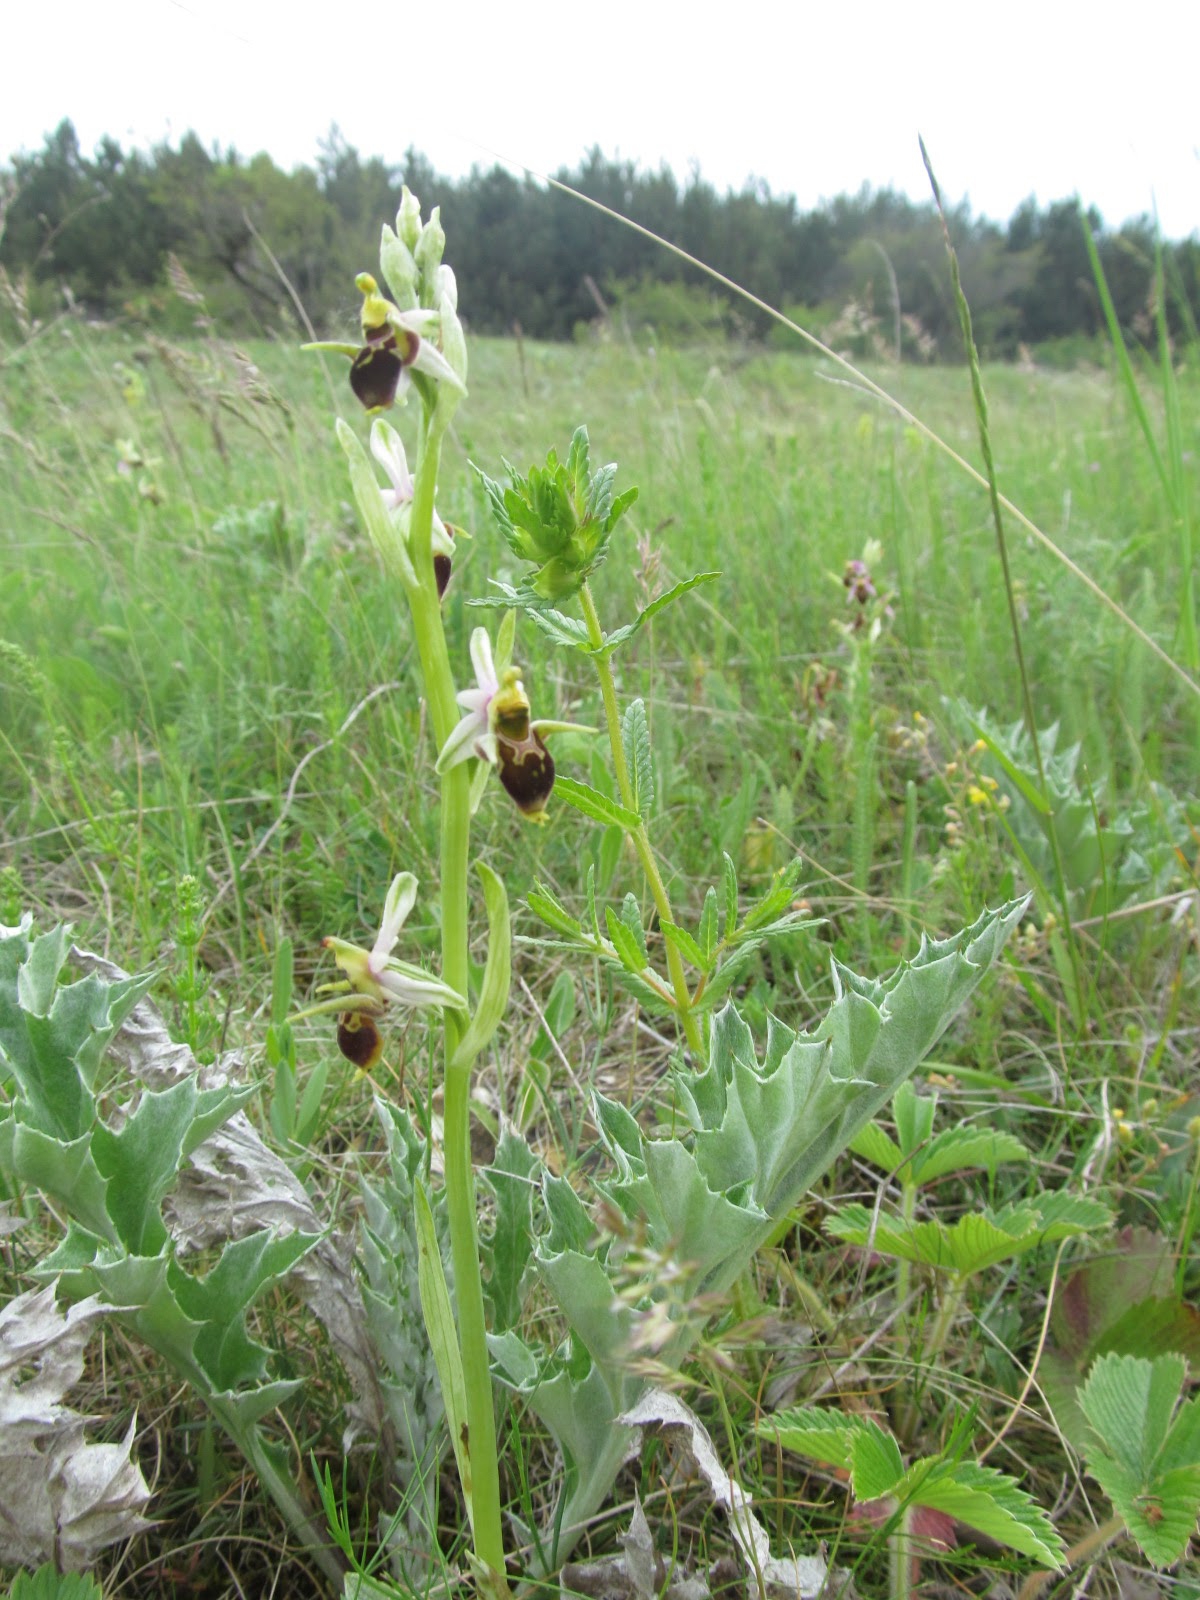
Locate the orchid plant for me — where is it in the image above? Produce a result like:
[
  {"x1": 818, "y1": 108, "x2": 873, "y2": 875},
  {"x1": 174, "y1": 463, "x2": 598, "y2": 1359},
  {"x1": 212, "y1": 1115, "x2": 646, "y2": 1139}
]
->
[{"x1": 292, "y1": 188, "x2": 1043, "y2": 1600}]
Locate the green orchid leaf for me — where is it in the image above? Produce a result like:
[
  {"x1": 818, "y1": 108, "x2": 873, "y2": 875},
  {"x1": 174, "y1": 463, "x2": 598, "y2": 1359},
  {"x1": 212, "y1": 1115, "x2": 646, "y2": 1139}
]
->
[
  {"x1": 414, "y1": 1177, "x2": 474, "y2": 1535},
  {"x1": 336, "y1": 418, "x2": 415, "y2": 587},
  {"x1": 554, "y1": 776, "x2": 641, "y2": 832},
  {"x1": 451, "y1": 863, "x2": 510, "y2": 1071}
]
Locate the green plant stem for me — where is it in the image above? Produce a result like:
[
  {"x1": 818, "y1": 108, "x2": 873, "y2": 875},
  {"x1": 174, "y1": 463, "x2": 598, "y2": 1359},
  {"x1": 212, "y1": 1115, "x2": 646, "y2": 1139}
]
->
[
  {"x1": 408, "y1": 428, "x2": 508, "y2": 1588},
  {"x1": 578, "y1": 582, "x2": 706, "y2": 1060},
  {"x1": 922, "y1": 141, "x2": 1088, "y2": 1034},
  {"x1": 888, "y1": 1501, "x2": 916, "y2": 1600}
]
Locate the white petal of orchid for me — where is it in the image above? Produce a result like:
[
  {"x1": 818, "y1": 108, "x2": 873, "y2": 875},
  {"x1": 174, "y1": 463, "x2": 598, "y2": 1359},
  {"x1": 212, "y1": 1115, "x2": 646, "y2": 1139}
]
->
[
  {"x1": 372, "y1": 872, "x2": 418, "y2": 966},
  {"x1": 369, "y1": 419, "x2": 413, "y2": 509},
  {"x1": 379, "y1": 960, "x2": 465, "y2": 1011},
  {"x1": 469, "y1": 627, "x2": 498, "y2": 694},
  {"x1": 436, "y1": 707, "x2": 489, "y2": 774}
]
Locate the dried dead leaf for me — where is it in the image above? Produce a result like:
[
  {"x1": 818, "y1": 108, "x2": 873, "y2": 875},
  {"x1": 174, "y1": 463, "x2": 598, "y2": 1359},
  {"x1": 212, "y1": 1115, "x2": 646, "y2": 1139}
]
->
[{"x1": 0, "y1": 1285, "x2": 153, "y2": 1569}]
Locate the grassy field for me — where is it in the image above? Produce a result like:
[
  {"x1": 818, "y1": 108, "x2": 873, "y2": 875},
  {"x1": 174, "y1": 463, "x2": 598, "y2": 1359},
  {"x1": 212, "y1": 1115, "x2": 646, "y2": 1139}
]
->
[{"x1": 1, "y1": 301, "x2": 1198, "y2": 1598}]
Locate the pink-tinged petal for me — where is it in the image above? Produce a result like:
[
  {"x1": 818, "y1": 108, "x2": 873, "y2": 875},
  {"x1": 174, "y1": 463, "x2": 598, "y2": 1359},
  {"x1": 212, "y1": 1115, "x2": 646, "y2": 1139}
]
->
[
  {"x1": 379, "y1": 960, "x2": 465, "y2": 1010},
  {"x1": 408, "y1": 332, "x2": 467, "y2": 394},
  {"x1": 369, "y1": 419, "x2": 413, "y2": 508},
  {"x1": 372, "y1": 872, "x2": 418, "y2": 966},
  {"x1": 437, "y1": 710, "x2": 488, "y2": 774},
  {"x1": 456, "y1": 686, "x2": 492, "y2": 716},
  {"x1": 469, "y1": 627, "x2": 497, "y2": 693}
]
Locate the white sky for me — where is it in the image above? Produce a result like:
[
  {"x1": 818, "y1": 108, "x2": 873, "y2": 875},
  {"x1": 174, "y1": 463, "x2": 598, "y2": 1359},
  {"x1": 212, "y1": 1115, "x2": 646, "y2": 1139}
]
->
[{"x1": 5, "y1": 0, "x2": 1199, "y2": 237}]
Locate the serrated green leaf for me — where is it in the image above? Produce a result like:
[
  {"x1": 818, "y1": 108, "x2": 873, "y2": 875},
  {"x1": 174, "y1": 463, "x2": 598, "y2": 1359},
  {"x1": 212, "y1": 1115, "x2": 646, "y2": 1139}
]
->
[
  {"x1": 848, "y1": 1420, "x2": 905, "y2": 1500},
  {"x1": 721, "y1": 853, "x2": 738, "y2": 940},
  {"x1": 1081, "y1": 1352, "x2": 1187, "y2": 1480},
  {"x1": 909, "y1": 1123, "x2": 1031, "y2": 1184},
  {"x1": 900, "y1": 1459, "x2": 1066, "y2": 1566},
  {"x1": 451, "y1": 863, "x2": 510, "y2": 1070},
  {"x1": 848, "y1": 1120, "x2": 906, "y2": 1174},
  {"x1": 620, "y1": 894, "x2": 649, "y2": 962},
  {"x1": 892, "y1": 1080, "x2": 936, "y2": 1162},
  {"x1": 737, "y1": 859, "x2": 805, "y2": 937},
  {"x1": 9, "y1": 1564, "x2": 104, "y2": 1600},
  {"x1": 601, "y1": 572, "x2": 722, "y2": 654},
  {"x1": 698, "y1": 887, "x2": 719, "y2": 964},
  {"x1": 604, "y1": 906, "x2": 647, "y2": 975},
  {"x1": 661, "y1": 919, "x2": 710, "y2": 973},
  {"x1": 621, "y1": 699, "x2": 655, "y2": 818},
  {"x1": 527, "y1": 883, "x2": 583, "y2": 940},
  {"x1": 91, "y1": 1078, "x2": 253, "y2": 1255},
  {"x1": 170, "y1": 1229, "x2": 319, "y2": 1392},
  {"x1": 555, "y1": 777, "x2": 641, "y2": 832},
  {"x1": 1087, "y1": 1453, "x2": 1200, "y2": 1567},
  {"x1": 825, "y1": 1192, "x2": 1111, "y2": 1277},
  {"x1": 757, "y1": 1405, "x2": 861, "y2": 1470}
]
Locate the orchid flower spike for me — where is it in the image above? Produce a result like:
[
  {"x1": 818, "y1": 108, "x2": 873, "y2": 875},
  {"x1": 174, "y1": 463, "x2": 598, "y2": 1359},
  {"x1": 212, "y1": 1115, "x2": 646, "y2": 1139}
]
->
[{"x1": 436, "y1": 626, "x2": 593, "y2": 820}]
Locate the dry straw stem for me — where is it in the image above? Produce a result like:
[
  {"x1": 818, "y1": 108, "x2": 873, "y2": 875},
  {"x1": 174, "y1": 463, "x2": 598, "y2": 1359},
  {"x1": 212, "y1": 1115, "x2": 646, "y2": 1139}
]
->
[{"x1": 507, "y1": 161, "x2": 1200, "y2": 704}]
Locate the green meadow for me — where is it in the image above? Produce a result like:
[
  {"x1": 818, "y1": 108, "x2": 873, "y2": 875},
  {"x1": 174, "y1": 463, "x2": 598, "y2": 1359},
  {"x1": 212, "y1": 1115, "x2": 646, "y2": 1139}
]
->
[{"x1": 1, "y1": 302, "x2": 1198, "y2": 1598}]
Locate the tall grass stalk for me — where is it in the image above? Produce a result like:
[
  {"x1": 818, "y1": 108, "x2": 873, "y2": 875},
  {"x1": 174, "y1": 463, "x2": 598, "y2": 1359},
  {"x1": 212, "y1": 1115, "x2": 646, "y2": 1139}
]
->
[{"x1": 920, "y1": 138, "x2": 1087, "y2": 1031}]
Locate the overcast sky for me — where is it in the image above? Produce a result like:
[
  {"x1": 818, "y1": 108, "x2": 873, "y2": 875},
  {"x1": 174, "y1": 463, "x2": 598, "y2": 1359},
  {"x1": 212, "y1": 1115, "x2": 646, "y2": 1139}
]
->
[{"x1": 5, "y1": 0, "x2": 1198, "y2": 237}]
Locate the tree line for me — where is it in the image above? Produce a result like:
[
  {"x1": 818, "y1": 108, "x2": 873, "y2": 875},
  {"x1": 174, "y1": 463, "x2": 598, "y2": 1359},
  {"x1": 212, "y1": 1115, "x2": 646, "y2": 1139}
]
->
[{"x1": 2, "y1": 120, "x2": 1197, "y2": 359}]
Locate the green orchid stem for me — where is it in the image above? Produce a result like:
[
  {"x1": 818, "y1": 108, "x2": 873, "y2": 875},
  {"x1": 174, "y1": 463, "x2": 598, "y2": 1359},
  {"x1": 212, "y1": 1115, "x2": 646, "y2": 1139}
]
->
[
  {"x1": 578, "y1": 582, "x2": 706, "y2": 1061},
  {"x1": 408, "y1": 428, "x2": 508, "y2": 1590}
]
